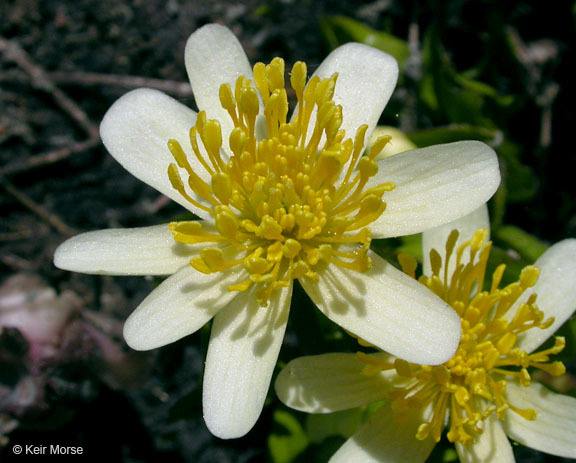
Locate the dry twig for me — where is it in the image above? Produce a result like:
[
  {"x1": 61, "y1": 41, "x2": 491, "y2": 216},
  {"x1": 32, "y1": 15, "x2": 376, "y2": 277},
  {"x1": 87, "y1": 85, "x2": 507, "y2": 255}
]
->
[
  {"x1": 0, "y1": 138, "x2": 100, "y2": 176},
  {"x1": 47, "y1": 71, "x2": 193, "y2": 99},
  {"x1": 0, "y1": 38, "x2": 99, "y2": 139},
  {"x1": 1, "y1": 176, "x2": 76, "y2": 237}
]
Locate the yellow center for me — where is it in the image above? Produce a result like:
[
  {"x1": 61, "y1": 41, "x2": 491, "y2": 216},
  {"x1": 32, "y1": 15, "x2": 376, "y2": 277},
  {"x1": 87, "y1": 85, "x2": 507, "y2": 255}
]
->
[
  {"x1": 358, "y1": 229, "x2": 566, "y2": 444},
  {"x1": 166, "y1": 58, "x2": 394, "y2": 304}
]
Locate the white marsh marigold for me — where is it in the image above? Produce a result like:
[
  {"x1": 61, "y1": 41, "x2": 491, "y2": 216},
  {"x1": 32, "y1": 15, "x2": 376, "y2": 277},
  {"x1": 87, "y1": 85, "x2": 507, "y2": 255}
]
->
[
  {"x1": 276, "y1": 207, "x2": 576, "y2": 462},
  {"x1": 54, "y1": 25, "x2": 500, "y2": 439}
]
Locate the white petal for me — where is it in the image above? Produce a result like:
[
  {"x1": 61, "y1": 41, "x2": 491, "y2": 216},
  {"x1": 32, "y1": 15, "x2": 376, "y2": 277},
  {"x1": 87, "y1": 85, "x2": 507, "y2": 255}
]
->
[
  {"x1": 123, "y1": 266, "x2": 247, "y2": 350},
  {"x1": 54, "y1": 224, "x2": 197, "y2": 276},
  {"x1": 203, "y1": 284, "x2": 292, "y2": 439},
  {"x1": 100, "y1": 88, "x2": 209, "y2": 218},
  {"x1": 422, "y1": 204, "x2": 490, "y2": 277},
  {"x1": 516, "y1": 239, "x2": 576, "y2": 353},
  {"x1": 313, "y1": 43, "x2": 398, "y2": 145},
  {"x1": 329, "y1": 404, "x2": 435, "y2": 463},
  {"x1": 185, "y1": 24, "x2": 255, "y2": 150},
  {"x1": 502, "y1": 380, "x2": 576, "y2": 458},
  {"x1": 300, "y1": 251, "x2": 461, "y2": 365},
  {"x1": 369, "y1": 141, "x2": 500, "y2": 238},
  {"x1": 455, "y1": 414, "x2": 515, "y2": 463},
  {"x1": 275, "y1": 352, "x2": 403, "y2": 413}
]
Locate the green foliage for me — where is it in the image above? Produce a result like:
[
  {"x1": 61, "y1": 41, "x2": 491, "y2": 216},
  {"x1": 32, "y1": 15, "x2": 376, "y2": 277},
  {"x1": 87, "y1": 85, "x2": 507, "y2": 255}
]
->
[
  {"x1": 268, "y1": 410, "x2": 310, "y2": 463},
  {"x1": 321, "y1": 16, "x2": 410, "y2": 69},
  {"x1": 493, "y1": 225, "x2": 548, "y2": 261}
]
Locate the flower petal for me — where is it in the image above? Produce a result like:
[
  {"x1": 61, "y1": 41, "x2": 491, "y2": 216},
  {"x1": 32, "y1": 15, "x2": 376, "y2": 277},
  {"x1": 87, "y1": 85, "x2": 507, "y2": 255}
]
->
[
  {"x1": 516, "y1": 239, "x2": 576, "y2": 353},
  {"x1": 54, "y1": 224, "x2": 198, "y2": 276},
  {"x1": 203, "y1": 283, "x2": 292, "y2": 439},
  {"x1": 329, "y1": 404, "x2": 435, "y2": 463},
  {"x1": 275, "y1": 352, "x2": 402, "y2": 413},
  {"x1": 313, "y1": 43, "x2": 398, "y2": 147},
  {"x1": 300, "y1": 251, "x2": 461, "y2": 365},
  {"x1": 422, "y1": 204, "x2": 490, "y2": 277},
  {"x1": 100, "y1": 88, "x2": 209, "y2": 218},
  {"x1": 455, "y1": 414, "x2": 515, "y2": 463},
  {"x1": 185, "y1": 24, "x2": 255, "y2": 150},
  {"x1": 123, "y1": 266, "x2": 247, "y2": 350},
  {"x1": 369, "y1": 141, "x2": 500, "y2": 238},
  {"x1": 502, "y1": 380, "x2": 576, "y2": 458}
]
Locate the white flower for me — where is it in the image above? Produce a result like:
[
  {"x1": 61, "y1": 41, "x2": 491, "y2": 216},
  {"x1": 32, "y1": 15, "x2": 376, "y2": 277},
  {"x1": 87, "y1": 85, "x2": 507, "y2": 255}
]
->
[
  {"x1": 54, "y1": 24, "x2": 500, "y2": 439},
  {"x1": 276, "y1": 205, "x2": 576, "y2": 461}
]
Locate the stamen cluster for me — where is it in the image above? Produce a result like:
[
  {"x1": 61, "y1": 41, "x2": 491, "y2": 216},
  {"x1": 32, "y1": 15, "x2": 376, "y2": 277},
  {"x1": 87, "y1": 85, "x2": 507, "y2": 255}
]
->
[
  {"x1": 167, "y1": 58, "x2": 394, "y2": 304},
  {"x1": 358, "y1": 230, "x2": 566, "y2": 444}
]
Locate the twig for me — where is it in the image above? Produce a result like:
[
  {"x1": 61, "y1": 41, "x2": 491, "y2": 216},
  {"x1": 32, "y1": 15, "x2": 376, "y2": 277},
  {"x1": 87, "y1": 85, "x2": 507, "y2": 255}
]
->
[
  {"x1": 0, "y1": 253, "x2": 34, "y2": 271},
  {"x1": 0, "y1": 230, "x2": 35, "y2": 242},
  {"x1": 0, "y1": 137, "x2": 100, "y2": 176},
  {"x1": 47, "y1": 71, "x2": 193, "y2": 98},
  {"x1": 1, "y1": 176, "x2": 76, "y2": 236},
  {"x1": 0, "y1": 37, "x2": 99, "y2": 139},
  {"x1": 0, "y1": 70, "x2": 194, "y2": 99}
]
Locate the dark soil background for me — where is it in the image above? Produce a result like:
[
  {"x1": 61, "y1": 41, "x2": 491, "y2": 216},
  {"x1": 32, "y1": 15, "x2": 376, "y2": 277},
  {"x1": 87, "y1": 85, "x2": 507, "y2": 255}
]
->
[{"x1": 1, "y1": 1, "x2": 575, "y2": 462}]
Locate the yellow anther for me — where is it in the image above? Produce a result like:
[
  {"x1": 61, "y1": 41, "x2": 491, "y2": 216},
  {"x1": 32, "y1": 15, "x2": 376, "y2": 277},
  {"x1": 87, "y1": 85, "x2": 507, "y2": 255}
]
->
[
  {"x1": 290, "y1": 61, "x2": 307, "y2": 96},
  {"x1": 244, "y1": 256, "x2": 271, "y2": 274},
  {"x1": 201, "y1": 119, "x2": 223, "y2": 160},
  {"x1": 169, "y1": 221, "x2": 202, "y2": 235},
  {"x1": 167, "y1": 163, "x2": 186, "y2": 193},
  {"x1": 519, "y1": 265, "x2": 540, "y2": 288},
  {"x1": 291, "y1": 260, "x2": 308, "y2": 279},
  {"x1": 229, "y1": 127, "x2": 247, "y2": 157},
  {"x1": 219, "y1": 83, "x2": 236, "y2": 112},
  {"x1": 228, "y1": 278, "x2": 253, "y2": 293},
  {"x1": 280, "y1": 212, "x2": 296, "y2": 231},
  {"x1": 394, "y1": 359, "x2": 413, "y2": 377},
  {"x1": 266, "y1": 57, "x2": 285, "y2": 91},
  {"x1": 212, "y1": 172, "x2": 232, "y2": 204},
  {"x1": 454, "y1": 387, "x2": 470, "y2": 406},
  {"x1": 496, "y1": 332, "x2": 517, "y2": 354},
  {"x1": 253, "y1": 62, "x2": 269, "y2": 102},
  {"x1": 267, "y1": 241, "x2": 283, "y2": 262},
  {"x1": 429, "y1": 249, "x2": 442, "y2": 277},
  {"x1": 368, "y1": 135, "x2": 392, "y2": 159},
  {"x1": 510, "y1": 405, "x2": 537, "y2": 421},
  {"x1": 398, "y1": 253, "x2": 418, "y2": 279},
  {"x1": 239, "y1": 87, "x2": 260, "y2": 118},
  {"x1": 200, "y1": 247, "x2": 225, "y2": 270},
  {"x1": 283, "y1": 239, "x2": 302, "y2": 259},
  {"x1": 168, "y1": 139, "x2": 191, "y2": 169},
  {"x1": 190, "y1": 247, "x2": 230, "y2": 274},
  {"x1": 257, "y1": 216, "x2": 283, "y2": 241},
  {"x1": 357, "y1": 157, "x2": 379, "y2": 178},
  {"x1": 315, "y1": 151, "x2": 341, "y2": 184},
  {"x1": 214, "y1": 206, "x2": 239, "y2": 239},
  {"x1": 416, "y1": 423, "x2": 431, "y2": 441},
  {"x1": 432, "y1": 366, "x2": 451, "y2": 385}
]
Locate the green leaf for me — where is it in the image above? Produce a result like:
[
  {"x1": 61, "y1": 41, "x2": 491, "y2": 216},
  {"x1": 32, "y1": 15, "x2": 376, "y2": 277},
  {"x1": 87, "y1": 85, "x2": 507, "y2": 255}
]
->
[
  {"x1": 321, "y1": 16, "x2": 410, "y2": 69},
  {"x1": 493, "y1": 225, "x2": 548, "y2": 262},
  {"x1": 397, "y1": 233, "x2": 423, "y2": 262},
  {"x1": 407, "y1": 124, "x2": 503, "y2": 148},
  {"x1": 306, "y1": 409, "x2": 364, "y2": 443},
  {"x1": 498, "y1": 139, "x2": 539, "y2": 203},
  {"x1": 268, "y1": 410, "x2": 310, "y2": 463},
  {"x1": 421, "y1": 28, "x2": 513, "y2": 126}
]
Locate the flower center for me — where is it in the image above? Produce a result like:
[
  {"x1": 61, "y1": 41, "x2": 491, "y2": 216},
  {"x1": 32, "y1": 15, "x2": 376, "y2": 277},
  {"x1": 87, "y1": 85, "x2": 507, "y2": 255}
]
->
[
  {"x1": 358, "y1": 229, "x2": 566, "y2": 444},
  {"x1": 166, "y1": 58, "x2": 394, "y2": 305}
]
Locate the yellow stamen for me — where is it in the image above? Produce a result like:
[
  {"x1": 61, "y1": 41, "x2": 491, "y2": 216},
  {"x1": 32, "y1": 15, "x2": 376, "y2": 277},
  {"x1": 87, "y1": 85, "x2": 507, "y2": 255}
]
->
[
  {"x1": 166, "y1": 58, "x2": 394, "y2": 305},
  {"x1": 357, "y1": 229, "x2": 565, "y2": 445}
]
